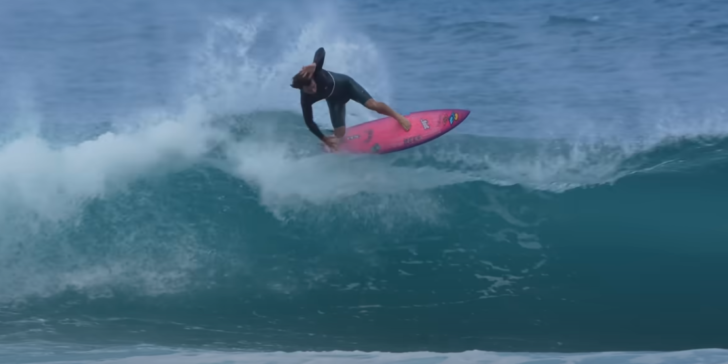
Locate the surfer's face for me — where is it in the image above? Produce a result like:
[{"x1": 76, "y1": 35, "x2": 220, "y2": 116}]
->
[{"x1": 302, "y1": 79, "x2": 317, "y2": 94}]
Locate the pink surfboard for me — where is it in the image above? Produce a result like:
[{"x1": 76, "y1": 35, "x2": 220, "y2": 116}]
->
[{"x1": 325, "y1": 109, "x2": 470, "y2": 154}]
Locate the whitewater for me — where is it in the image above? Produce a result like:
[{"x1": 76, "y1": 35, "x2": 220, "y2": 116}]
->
[{"x1": 1, "y1": 0, "x2": 728, "y2": 363}]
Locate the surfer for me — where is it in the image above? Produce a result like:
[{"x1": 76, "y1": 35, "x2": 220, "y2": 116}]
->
[{"x1": 290, "y1": 47, "x2": 411, "y2": 151}]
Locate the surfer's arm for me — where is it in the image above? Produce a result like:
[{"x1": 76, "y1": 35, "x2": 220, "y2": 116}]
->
[
  {"x1": 312, "y1": 47, "x2": 325, "y2": 74},
  {"x1": 298, "y1": 47, "x2": 325, "y2": 79},
  {"x1": 301, "y1": 99, "x2": 325, "y2": 140}
]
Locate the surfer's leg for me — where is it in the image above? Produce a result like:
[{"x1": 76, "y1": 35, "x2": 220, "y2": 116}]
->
[
  {"x1": 363, "y1": 99, "x2": 411, "y2": 131},
  {"x1": 347, "y1": 77, "x2": 411, "y2": 131},
  {"x1": 327, "y1": 100, "x2": 346, "y2": 138}
]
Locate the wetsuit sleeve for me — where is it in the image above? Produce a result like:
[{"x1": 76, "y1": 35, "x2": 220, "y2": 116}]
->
[
  {"x1": 313, "y1": 47, "x2": 325, "y2": 75},
  {"x1": 301, "y1": 95, "x2": 325, "y2": 140}
]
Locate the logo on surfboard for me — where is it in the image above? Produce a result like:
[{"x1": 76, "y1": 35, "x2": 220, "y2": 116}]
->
[
  {"x1": 403, "y1": 135, "x2": 422, "y2": 145},
  {"x1": 439, "y1": 112, "x2": 459, "y2": 126},
  {"x1": 449, "y1": 112, "x2": 459, "y2": 125},
  {"x1": 420, "y1": 119, "x2": 430, "y2": 130}
]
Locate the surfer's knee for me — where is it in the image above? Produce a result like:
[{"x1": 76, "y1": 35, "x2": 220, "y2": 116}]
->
[{"x1": 334, "y1": 126, "x2": 346, "y2": 138}]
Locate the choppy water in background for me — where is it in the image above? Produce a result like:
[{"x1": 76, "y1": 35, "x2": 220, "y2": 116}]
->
[{"x1": 1, "y1": 0, "x2": 728, "y2": 363}]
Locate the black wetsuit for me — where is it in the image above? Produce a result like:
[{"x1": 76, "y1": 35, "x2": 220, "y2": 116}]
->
[{"x1": 300, "y1": 47, "x2": 373, "y2": 140}]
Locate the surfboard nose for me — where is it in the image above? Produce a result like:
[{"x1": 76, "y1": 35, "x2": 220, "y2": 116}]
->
[{"x1": 448, "y1": 109, "x2": 470, "y2": 127}]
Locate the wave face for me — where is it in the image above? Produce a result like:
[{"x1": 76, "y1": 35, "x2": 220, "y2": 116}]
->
[
  {"x1": 2, "y1": 110, "x2": 728, "y2": 353},
  {"x1": 1, "y1": 0, "x2": 728, "y2": 357}
]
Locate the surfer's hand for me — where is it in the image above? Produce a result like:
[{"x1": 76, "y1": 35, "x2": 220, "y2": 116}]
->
[
  {"x1": 323, "y1": 136, "x2": 339, "y2": 151},
  {"x1": 300, "y1": 63, "x2": 316, "y2": 78}
]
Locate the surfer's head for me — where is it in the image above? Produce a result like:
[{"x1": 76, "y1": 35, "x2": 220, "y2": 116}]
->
[{"x1": 291, "y1": 73, "x2": 317, "y2": 94}]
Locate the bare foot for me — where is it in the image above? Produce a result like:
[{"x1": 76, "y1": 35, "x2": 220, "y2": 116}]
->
[{"x1": 396, "y1": 115, "x2": 411, "y2": 131}]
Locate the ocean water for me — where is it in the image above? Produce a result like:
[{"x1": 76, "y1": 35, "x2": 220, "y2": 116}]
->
[{"x1": 1, "y1": 0, "x2": 728, "y2": 363}]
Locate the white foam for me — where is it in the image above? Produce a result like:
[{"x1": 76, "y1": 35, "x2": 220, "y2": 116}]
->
[
  {"x1": 221, "y1": 135, "x2": 475, "y2": 223},
  {"x1": 8, "y1": 346, "x2": 726, "y2": 364},
  {"x1": 0, "y1": 100, "x2": 217, "y2": 223},
  {"x1": 0, "y1": 94, "x2": 224, "y2": 303},
  {"x1": 187, "y1": 14, "x2": 391, "y2": 126}
]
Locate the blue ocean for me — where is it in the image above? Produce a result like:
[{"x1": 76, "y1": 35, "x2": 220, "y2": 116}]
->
[{"x1": 1, "y1": 0, "x2": 728, "y2": 363}]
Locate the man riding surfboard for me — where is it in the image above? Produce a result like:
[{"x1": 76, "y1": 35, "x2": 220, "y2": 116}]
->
[{"x1": 290, "y1": 47, "x2": 411, "y2": 151}]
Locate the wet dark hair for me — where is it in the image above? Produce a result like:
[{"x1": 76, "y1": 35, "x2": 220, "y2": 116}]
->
[{"x1": 290, "y1": 73, "x2": 312, "y2": 89}]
